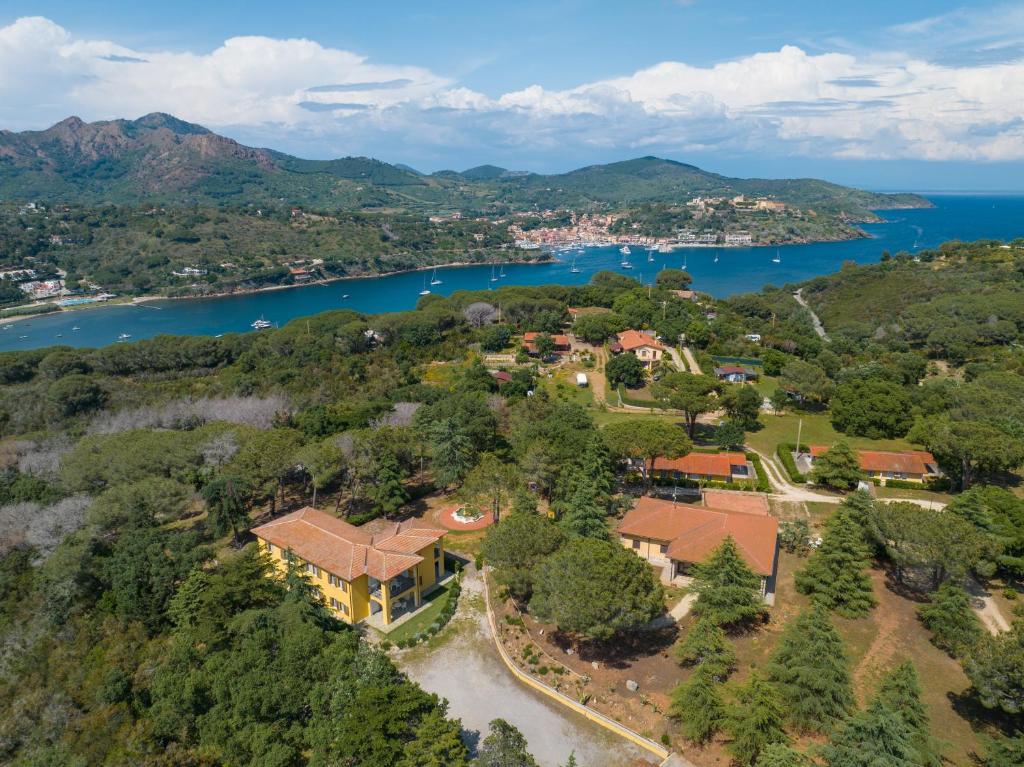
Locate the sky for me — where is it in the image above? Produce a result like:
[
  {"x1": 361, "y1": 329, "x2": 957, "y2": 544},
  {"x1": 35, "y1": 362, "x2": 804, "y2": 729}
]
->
[{"x1": 1, "y1": 1, "x2": 1023, "y2": 190}]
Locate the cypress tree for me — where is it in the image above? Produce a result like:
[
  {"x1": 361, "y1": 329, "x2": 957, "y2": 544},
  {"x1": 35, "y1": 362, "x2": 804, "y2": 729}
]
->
[
  {"x1": 822, "y1": 698, "x2": 918, "y2": 767},
  {"x1": 795, "y1": 509, "x2": 877, "y2": 617},
  {"x1": 918, "y1": 582, "x2": 983, "y2": 657},
  {"x1": 692, "y1": 536, "x2": 768, "y2": 629},
  {"x1": 676, "y1": 617, "x2": 737, "y2": 680},
  {"x1": 767, "y1": 603, "x2": 854, "y2": 733},
  {"x1": 726, "y1": 672, "x2": 789, "y2": 766},
  {"x1": 875, "y1": 660, "x2": 940, "y2": 766},
  {"x1": 671, "y1": 665, "x2": 725, "y2": 744}
]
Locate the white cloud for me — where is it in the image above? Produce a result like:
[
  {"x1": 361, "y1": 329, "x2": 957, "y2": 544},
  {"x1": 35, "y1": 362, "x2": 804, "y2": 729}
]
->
[{"x1": 1, "y1": 16, "x2": 1023, "y2": 165}]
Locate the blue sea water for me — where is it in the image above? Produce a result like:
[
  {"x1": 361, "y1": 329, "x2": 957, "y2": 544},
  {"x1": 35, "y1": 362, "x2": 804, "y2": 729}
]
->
[{"x1": 1, "y1": 194, "x2": 1022, "y2": 352}]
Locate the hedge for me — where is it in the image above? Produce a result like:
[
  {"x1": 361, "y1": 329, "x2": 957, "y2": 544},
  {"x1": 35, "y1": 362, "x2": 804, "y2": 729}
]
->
[
  {"x1": 872, "y1": 477, "x2": 952, "y2": 491},
  {"x1": 745, "y1": 452, "x2": 772, "y2": 493},
  {"x1": 776, "y1": 442, "x2": 808, "y2": 484},
  {"x1": 392, "y1": 572, "x2": 463, "y2": 649}
]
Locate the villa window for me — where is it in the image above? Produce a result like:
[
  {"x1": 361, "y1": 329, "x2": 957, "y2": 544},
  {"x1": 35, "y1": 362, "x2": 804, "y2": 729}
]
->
[
  {"x1": 632, "y1": 539, "x2": 641, "y2": 549},
  {"x1": 306, "y1": 563, "x2": 320, "y2": 578},
  {"x1": 659, "y1": 543, "x2": 668, "y2": 554},
  {"x1": 265, "y1": 543, "x2": 273, "y2": 554},
  {"x1": 328, "y1": 573, "x2": 342, "y2": 588}
]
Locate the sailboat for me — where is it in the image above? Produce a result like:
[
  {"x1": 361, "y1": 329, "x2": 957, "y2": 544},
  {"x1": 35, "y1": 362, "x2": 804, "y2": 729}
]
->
[
  {"x1": 713, "y1": 253, "x2": 719, "y2": 263},
  {"x1": 682, "y1": 253, "x2": 687, "y2": 270},
  {"x1": 620, "y1": 257, "x2": 633, "y2": 269},
  {"x1": 419, "y1": 275, "x2": 431, "y2": 296},
  {"x1": 430, "y1": 267, "x2": 442, "y2": 286},
  {"x1": 570, "y1": 255, "x2": 580, "y2": 273},
  {"x1": 772, "y1": 248, "x2": 781, "y2": 264},
  {"x1": 619, "y1": 245, "x2": 631, "y2": 256},
  {"x1": 499, "y1": 265, "x2": 506, "y2": 278},
  {"x1": 647, "y1": 248, "x2": 654, "y2": 263},
  {"x1": 490, "y1": 266, "x2": 499, "y2": 283}
]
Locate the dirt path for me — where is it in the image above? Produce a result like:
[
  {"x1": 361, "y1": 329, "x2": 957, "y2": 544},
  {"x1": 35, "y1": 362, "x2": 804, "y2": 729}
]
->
[
  {"x1": 793, "y1": 289, "x2": 829, "y2": 341},
  {"x1": 966, "y1": 577, "x2": 1012, "y2": 635},
  {"x1": 853, "y1": 570, "x2": 903, "y2": 697},
  {"x1": 680, "y1": 346, "x2": 701, "y2": 375}
]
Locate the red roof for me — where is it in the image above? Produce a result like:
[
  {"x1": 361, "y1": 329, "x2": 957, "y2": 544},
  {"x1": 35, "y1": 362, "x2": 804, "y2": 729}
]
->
[
  {"x1": 491, "y1": 371, "x2": 513, "y2": 382},
  {"x1": 653, "y1": 452, "x2": 747, "y2": 479},
  {"x1": 702, "y1": 490, "x2": 770, "y2": 516},
  {"x1": 716, "y1": 365, "x2": 749, "y2": 375},
  {"x1": 618, "y1": 497, "x2": 778, "y2": 575},
  {"x1": 252, "y1": 507, "x2": 445, "y2": 582},
  {"x1": 809, "y1": 446, "x2": 937, "y2": 475},
  {"x1": 617, "y1": 329, "x2": 667, "y2": 352}
]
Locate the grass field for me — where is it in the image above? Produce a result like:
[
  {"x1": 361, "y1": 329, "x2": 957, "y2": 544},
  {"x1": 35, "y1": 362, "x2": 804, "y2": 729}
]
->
[
  {"x1": 381, "y1": 582, "x2": 455, "y2": 644},
  {"x1": 745, "y1": 411, "x2": 916, "y2": 455}
]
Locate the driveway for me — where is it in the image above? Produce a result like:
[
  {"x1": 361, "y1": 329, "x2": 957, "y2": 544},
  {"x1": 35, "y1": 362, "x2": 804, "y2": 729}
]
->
[{"x1": 396, "y1": 569, "x2": 653, "y2": 767}]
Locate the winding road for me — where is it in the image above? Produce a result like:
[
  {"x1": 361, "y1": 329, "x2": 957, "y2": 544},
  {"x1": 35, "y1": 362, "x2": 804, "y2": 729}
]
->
[{"x1": 793, "y1": 288, "x2": 829, "y2": 341}]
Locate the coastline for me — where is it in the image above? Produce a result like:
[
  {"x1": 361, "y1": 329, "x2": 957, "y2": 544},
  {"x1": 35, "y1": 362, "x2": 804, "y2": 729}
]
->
[{"x1": 0, "y1": 255, "x2": 554, "y2": 323}]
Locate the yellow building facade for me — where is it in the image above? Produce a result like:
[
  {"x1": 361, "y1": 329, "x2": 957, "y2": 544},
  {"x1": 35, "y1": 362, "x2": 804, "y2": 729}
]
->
[{"x1": 252, "y1": 507, "x2": 447, "y2": 626}]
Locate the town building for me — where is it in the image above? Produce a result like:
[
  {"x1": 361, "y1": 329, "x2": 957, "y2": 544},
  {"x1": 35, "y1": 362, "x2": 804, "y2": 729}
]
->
[
  {"x1": 807, "y1": 446, "x2": 940, "y2": 484},
  {"x1": 615, "y1": 329, "x2": 668, "y2": 368},
  {"x1": 251, "y1": 507, "x2": 447, "y2": 627},
  {"x1": 651, "y1": 452, "x2": 754, "y2": 483},
  {"x1": 522, "y1": 332, "x2": 571, "y2": 354},
  {"x1": 617, "y1": 495, "x2": 778, "y2": 596}
]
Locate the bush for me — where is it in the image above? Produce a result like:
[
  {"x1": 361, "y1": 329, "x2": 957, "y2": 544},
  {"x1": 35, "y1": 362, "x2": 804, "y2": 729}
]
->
[
  {"x1": 776, "y1": 442, "x2": 808, "y2": 483},
  {"x1": 745, "y1": 452, "x2": 772, "y2": 492}
]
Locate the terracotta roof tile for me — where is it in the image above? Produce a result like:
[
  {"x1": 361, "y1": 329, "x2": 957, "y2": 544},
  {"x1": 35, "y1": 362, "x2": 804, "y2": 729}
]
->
[
  {"x1": 653, "y1": 452, "x2": 747, "y2": 479},
  {"x1": 809, "y1": 446, "x2": 937, "y2": 475},
  {"x1": 252, "y1": 507, "x2": 446, "y2": 582},
  {"x1": 617, "y1": 496, "x2": 778, "y2": 575},
  {"x1": 617, "y1": 329, "x2": 667, "y2": 352}
]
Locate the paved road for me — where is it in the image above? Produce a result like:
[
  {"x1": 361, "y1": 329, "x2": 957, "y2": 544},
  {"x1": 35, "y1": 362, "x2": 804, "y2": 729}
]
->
[
  {"x1": 398, "y1": 569, "x2": 652, "y2": 767},
  {"x1": 679, "y1": 346, "x2": 701, "y2": 374},
  {"x1": 793, "y1": 288, "x2": 829, "y2": 341}
]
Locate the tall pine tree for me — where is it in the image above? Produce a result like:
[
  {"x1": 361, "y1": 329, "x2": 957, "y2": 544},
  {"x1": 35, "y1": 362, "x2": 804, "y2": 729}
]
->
[
  {"x1": 767, "y1": 603, "x2": 854, "y2": 733},
  {"x1": 691, "y1": 536, "x2": 768, "y2": 629},
  {"x1": 676, "y1": 617, "x2": 737, "y2": 680},
  {"x1": 875, "y1": 660, "x2": 940, "y2": 766},
  {"x1": 754, "y1": 743, "x2": 811, "y2": 767},
  {"x1": 726, "y1": 673, "x2": 789, "y2": 766},
  {"x1": 795, "y1": 509, "x2": 877, "y2": 617},
  {"x1": 671, "y1": 665, "x2": 725, "y2": 744},
  {"x1": 822, "y1": 698, "x2": 918, "y2": 767},
  {"x1": 918, "y1": 582, "x2": 983, "y2": 657}
]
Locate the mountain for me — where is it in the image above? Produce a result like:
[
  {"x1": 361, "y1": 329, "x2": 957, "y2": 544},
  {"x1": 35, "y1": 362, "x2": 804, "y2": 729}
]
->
[{"x1": 0, "y1": 114, "x2": 928, "y2": 216}]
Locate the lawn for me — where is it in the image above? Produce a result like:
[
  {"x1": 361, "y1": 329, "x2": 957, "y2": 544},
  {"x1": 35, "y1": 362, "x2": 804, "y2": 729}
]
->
[
  {"x1": 745, "y1": 411, "x2": 916, "y2": 456},
  {"x1": 381, "y1": 582, "x2": 456, "y2": 645},
  {"x1": 874, "y1": 485, "x2": 954, "y2": 505}
]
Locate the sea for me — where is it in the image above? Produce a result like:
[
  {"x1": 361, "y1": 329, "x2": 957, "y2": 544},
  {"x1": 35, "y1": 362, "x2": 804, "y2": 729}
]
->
[{"x1": 2, "y1": 194, "x2": 1022, "y2": 352}]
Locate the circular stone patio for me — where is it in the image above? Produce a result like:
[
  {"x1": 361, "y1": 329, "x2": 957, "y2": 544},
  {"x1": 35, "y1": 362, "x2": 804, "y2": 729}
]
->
[{"x1": 438, "y1": 505, "x2": 495, "y2": 531}]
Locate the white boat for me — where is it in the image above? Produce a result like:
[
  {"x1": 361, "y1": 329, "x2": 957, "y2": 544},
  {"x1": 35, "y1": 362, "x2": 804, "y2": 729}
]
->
[
  {"x1": 570, "y1": 256, "x2": 580, "y2": 274},
  {"x1": 118, "y1": 332, "x2": 132, "y2": 340},
  {"x1": 72, "y1": 326, "x2": 80, "y2": 331},
  {"x1": 341, "y1": 294, "x2": 350, "y2": 299},
  {"x1": 682, "y1": 254, "x2": 687, "y2": 270},
  {"x1": 2, "y1": 324, "x2": 12, "y2": 330},
  {"x1": 772, "y1": 248, "x2": 781, "y2": 264},
  {"x1": 251, "y1": 318, "x2": 272, "y2": 330},
  {"x1": 490, "y1": 266, "x2": 498, "y2": 283},
  {"x1": 430, "y1": 267, "x2": 442, "y2": 286},
  {"x1": 714, "y1": 253, "x2": 719, "y2": 263},
  {"x1": 419, "y1": 275, "x2": 431, "y2": 296},
  {"x1": 647, "y1": 248, "x2": 654, "y2": 262},
  {"x1": 620, "y1": 260, "x2": 633, "y2": 269},
  {"x1": 619, "y1": 245, "x2": 631, "y2": 255},
  {"x1": 499, "y1": 265, "x2": 505, "y2": 278}
]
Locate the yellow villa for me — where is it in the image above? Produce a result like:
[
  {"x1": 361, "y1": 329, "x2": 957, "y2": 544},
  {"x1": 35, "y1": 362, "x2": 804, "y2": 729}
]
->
[{"x1": 251, "y1": 506, "x2": 447, "y2": 627}]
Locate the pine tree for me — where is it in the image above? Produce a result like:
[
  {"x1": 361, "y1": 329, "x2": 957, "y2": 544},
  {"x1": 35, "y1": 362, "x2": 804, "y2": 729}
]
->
[
  {"x1": 559, "y1": 483, "x2": 611, "y2": 540},
  {"x1": 726, "y1": 673, "x2": 789, "y2": 766},
  {"x1": 918, "y1": 582, "x2": 983, "y2": 657},
  {"x1": 370, "y1": 451, "x2": 409, "y2": 517},
  {"x1": 822, "y1": 698, "x2": 918, "y2": 767},
  {"x1": 811, "y1": 441, "x2": 864, "y2": 491},
  {"x1": 473, "y1": 718, "x2": 539, "y2": 767},
  {"x1": 755, "y1": 743, "x2": 811, "y2": 767},
  {"x1": 767, "y1": 603, "x2": 854, "y2": 733},
  {"x1": 676, "y1": 617, "x2": 737, "y2": 680},
  {"x1": 396, "y1": 708, "x2": 470, "y2": 767},
  {"x1": 795, "y1": 509, "x2": 877, "y2": 617},
  {"x1": 671, "y1": 665, "x2": 725, "y2": 744},
  {"x1": 691, "y1": 536, "x2": 768, "y2": 629},
  {"x1": 875, "y1": 660, "x2": 940, "y2": 766}
]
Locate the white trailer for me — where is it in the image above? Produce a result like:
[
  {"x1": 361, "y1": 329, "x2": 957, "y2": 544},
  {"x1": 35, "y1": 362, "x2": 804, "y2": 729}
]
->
[{"x1": 576, "y1": 372, "x2": 589, "y2": 387}]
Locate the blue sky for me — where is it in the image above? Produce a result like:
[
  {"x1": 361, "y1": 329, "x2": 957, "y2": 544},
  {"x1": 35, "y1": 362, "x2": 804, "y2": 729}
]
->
[{"x1": 2, "y1": 1, "x2": 1023, "y2": 189}]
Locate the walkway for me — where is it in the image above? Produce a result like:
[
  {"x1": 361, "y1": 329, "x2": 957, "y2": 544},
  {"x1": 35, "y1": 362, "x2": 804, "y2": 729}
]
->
[
  {"x1": 966, "y1": 577, "x2": 1012, "y2": 635},
  {"x1": 679, "y1": 346, "x2": 701, "y2": 375},
  {"x1": 793, "y1": 288, "x2": 829, "y2": 341}
]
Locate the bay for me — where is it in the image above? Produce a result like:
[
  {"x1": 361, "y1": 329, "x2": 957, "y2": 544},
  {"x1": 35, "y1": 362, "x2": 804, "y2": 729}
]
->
[{"x1": 2, "y1": 193, "x2": 1022, "y2": 352}]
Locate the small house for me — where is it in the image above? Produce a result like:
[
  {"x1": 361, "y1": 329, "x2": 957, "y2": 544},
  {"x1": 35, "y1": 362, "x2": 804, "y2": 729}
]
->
[
  {"x1": 714, "y1": 365, "x2": 758, "y2": 383},
  {"x1": 522, "y1": 332, "x2": 571, "y2": 355},
  {"x1": 808, "y1": 446, "x2": 940, "y2": 485},
  {"x1": 616, "y1": 330, "x2": 668, "y2": 368},
  {"x1": 651, "y1": 452, "x2": 753, "y2": 483}
]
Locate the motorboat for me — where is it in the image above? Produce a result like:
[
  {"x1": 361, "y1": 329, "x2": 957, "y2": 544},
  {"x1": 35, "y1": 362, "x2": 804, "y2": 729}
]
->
[
  {"x1": 251, "y1": 318, "x2": 272, "y2": 330},
  {"x1": 118, "y1": 332, "x2": 132, "y2": 340},
  {"x1": 619, "y1": 245, "x2": 631, "y2": 255}
]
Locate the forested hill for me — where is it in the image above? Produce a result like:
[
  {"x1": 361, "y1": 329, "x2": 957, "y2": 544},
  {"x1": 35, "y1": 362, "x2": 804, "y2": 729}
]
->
[{"x1": 0, "y1": 113, "x2": 927, "y2": 217}]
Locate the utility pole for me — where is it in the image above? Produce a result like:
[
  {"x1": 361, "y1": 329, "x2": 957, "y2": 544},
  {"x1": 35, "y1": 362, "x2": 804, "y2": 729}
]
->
[{"x1": 796, "y1": 417, "x2": 803, "y2": 456}]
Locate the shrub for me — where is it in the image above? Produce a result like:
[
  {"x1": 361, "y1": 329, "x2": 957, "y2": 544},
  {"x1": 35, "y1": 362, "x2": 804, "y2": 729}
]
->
[
  {"x1": 745, "y1": 452, "x2": 772, "y2": 492},
  {"x1": 776, "y1": 443, "x2": 807, "y2": 483},
  {"x1": 537, "y1": 666, "x2": 549, "y2": 675}
]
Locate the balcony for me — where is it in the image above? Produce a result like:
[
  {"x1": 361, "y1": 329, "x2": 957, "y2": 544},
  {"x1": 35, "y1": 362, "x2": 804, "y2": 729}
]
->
[{"x1": 371, "y1": 573, "x2": 417, "y2": 601}]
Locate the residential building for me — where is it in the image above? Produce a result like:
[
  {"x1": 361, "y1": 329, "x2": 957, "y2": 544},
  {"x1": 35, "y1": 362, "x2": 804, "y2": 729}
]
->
[
  {"x1": 617, "y1": 496, "x2": 779, "y2": 595},
  {"x1": 714, "y1": 364, "x2": 758, "y2": 383},
  {"x1": 615, "y1": 329, "x2": 668, "y2": 368},
  {"x1": 522, "y1": 332, "x2": 571, "y2": 354},
  {"x1": 251, "y1": 507, "x2": 447, "y2": 626},
  {"x1": 651, "y1": 451, "x2": 753, "y2": 483},
  {"x1": 808, "y1": 446, "x2": 940, "y2": 484}
]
